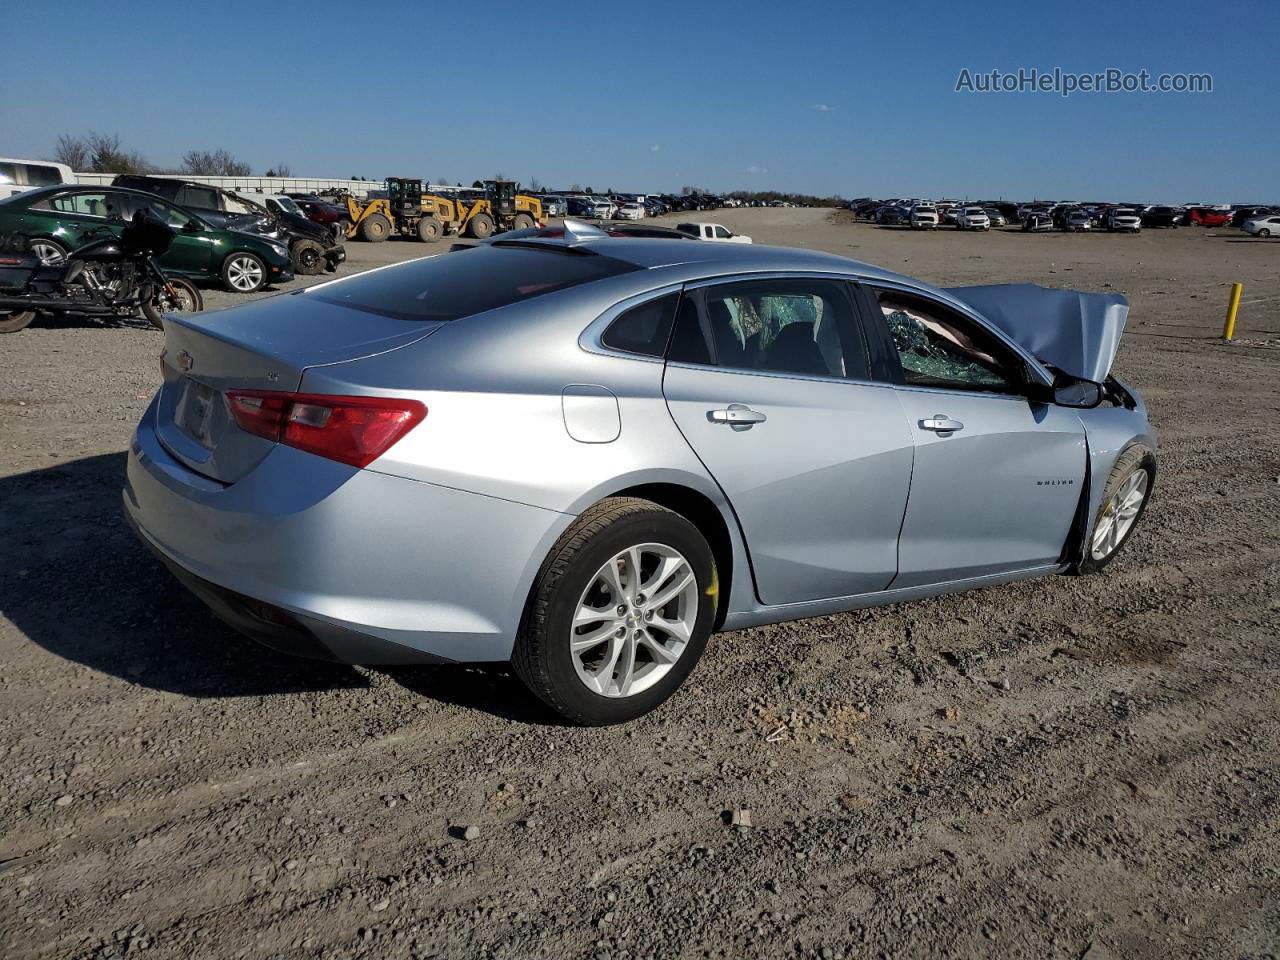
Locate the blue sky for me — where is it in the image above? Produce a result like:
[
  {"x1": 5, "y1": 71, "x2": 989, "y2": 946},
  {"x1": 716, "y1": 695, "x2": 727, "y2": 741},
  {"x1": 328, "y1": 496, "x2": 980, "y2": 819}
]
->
[{"x1": 4, "y1": 0, "x2": 1276, "y2": 201}]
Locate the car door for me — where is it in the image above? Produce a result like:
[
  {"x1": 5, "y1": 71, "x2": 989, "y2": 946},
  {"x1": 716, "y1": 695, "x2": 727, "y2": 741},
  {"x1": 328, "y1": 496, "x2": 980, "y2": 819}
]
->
[
  {"x1": 131, "y1": 196, "x2": 216, "y2": 278},
  {"x1": 663, "y1": 277, "x2": 914, "y2": 605},
  {"x1": 862, "y1": 285, "x2": 1087, "y2": 588}
]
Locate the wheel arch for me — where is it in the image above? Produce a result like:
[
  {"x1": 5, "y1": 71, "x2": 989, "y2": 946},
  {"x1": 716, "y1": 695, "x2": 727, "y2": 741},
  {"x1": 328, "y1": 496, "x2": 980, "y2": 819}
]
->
[
  {"x1": 604, "y1": 481, "x2": 738, "y2": 631},
  {"x1": 1063, "y1": 430, "x2": 1158, "y2": 568}
]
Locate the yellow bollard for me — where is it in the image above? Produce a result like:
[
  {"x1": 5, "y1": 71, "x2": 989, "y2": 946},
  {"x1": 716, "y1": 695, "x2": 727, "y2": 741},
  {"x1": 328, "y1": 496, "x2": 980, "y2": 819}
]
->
[{"x1": 1222, "y1": 282, "x2": 1243, "y2": 340}]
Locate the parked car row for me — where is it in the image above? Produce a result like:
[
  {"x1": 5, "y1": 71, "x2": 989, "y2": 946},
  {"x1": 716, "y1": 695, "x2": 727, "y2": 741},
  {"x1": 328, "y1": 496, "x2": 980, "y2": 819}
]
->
[
  {"x1": 0, "y1": 183, "x2": 296, "y2": 297},
  {"x1": 0, "y1": 173, "x2": 355, "y2": 317},
  {"x1": 849, "y1": 196, "x2": 1279, "y2": 236}
]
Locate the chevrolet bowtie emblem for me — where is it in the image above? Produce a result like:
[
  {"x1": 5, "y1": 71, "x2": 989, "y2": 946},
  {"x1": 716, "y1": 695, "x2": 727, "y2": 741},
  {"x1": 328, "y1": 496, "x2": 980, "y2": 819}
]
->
[{"x1": 177, "y1": 350, "x2": 194, "y2": 372}]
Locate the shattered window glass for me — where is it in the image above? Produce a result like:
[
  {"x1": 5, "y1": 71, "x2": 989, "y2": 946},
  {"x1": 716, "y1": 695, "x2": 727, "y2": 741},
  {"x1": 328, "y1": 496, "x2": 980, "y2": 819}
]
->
[{"x1": 879, "y1": 296, "x2": 1014, "y2": 392}]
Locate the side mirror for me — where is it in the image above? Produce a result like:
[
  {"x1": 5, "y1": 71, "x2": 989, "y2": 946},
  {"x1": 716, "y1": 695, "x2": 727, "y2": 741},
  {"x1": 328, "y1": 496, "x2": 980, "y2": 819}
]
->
[
  {"x1": 182, "y1": 220, "x2": 202, "y2": 233},
  {"x1": 1053, "y1": 377, "x2": 1103, "y2": 408}
]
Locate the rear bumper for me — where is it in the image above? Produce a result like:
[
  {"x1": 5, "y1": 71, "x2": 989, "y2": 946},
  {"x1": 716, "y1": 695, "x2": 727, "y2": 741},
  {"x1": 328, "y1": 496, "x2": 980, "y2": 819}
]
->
[{"x1": 123, "y1": 396, "x2": 574, "y2": 664}]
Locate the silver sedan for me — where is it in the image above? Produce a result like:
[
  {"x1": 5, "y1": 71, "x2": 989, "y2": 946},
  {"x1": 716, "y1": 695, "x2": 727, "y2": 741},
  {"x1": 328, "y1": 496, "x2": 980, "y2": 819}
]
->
[{"x1": 125, "y1": 221, "x2": 1156, "y2": 724}]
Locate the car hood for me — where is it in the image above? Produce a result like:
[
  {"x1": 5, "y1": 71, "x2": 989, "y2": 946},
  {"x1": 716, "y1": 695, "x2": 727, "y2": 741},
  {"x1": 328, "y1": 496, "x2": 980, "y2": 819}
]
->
[{"x1": 944, "y1": 283, "x2": 1128, "y2": 383}]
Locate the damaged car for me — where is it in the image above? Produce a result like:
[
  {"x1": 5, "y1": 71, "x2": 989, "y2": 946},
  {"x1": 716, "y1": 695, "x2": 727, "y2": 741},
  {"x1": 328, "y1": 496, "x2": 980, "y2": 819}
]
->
[
  {"x1": 113, "y1": 175, "x2": 345, "y2": 284},
  {"x1": 125, "y1": 224, "x2": 1155, "y2": 724}
]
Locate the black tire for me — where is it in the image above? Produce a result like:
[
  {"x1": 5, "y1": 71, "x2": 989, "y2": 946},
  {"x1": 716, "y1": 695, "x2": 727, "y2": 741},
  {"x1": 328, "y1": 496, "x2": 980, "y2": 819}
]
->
[
  {"x1": 512, "y1": 497, "x2": 717, "y2": 725},
  {"x1": 1260, "y1": 228, "x2": 1272, "y2": 238},
  {"x1": 0, "y1": 310, "x2": 36, "y2": 334},
  {"x1": 221, "y1": 252, "x2": 267, "y2": 293},
  {"x1": 359, "y1": 213, "x2": 391, "y2": 242},
  {"x1": 512, "y1": 213, "x2": 535, "y2": 231},
  {"x1": 292, "y1": 240, "x2": 325, "y2": 275},
  {"x1": 467, "y1": 212, "x2": 495, "y2": 239},
  {"x1": 1070, "y1": 444, "x2": 1156, "y2": 575},
  {"x1": 416, "y1": 217, "x2": 443, "y2": 243},
  {"x1": 141, "y1": 278, "x2": 202, "y2": 328}
]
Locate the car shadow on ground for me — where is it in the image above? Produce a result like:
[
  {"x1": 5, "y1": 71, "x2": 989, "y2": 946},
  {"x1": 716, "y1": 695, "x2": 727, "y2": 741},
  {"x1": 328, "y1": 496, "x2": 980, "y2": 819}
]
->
[
  {"x1": 1, "y1": 452, "x2": 366, "y2": 698},
  {"x1": 21, "y1": 312, "x2": 156, "y2": 333},
  {"x1": 385, "y1": 664, "x2": 563, "y2": 726},
  {"x1": 2, "y1": 452, "x2": 563, "y2": 722}
]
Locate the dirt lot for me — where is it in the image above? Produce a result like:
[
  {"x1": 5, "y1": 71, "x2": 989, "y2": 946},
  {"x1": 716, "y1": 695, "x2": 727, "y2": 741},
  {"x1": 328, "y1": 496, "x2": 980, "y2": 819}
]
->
[{"x1": 2, "y1": 208, "x2": 1278, "y2": 960}]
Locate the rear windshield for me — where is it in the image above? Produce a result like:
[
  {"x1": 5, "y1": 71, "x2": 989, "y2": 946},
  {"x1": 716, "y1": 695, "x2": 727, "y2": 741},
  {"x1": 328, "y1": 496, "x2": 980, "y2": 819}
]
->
[{"x1": 308, "y1": 244, "x2": 640, "y2": 322}]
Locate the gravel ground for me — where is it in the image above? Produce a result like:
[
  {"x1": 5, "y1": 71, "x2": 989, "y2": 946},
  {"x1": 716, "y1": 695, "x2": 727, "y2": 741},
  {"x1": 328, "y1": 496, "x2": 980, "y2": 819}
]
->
[{"x1": 1, "y1": 208, "x2": 1278, "y2": 960}]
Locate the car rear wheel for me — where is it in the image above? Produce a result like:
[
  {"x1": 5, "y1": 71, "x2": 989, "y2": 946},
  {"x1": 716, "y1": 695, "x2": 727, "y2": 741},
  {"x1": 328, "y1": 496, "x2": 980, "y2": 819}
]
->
[
  {"x1": 29, "y1": 238, "x2": 67, "y2": 266},
  {"x1": 1072, "y1": 445, "x2": 1155, "y2": 574},
  {"x1": 512, "y1": 497, "x2": 716, "y2": 725},
  {"x1": 222, "y1": 253, "x2": 267, "y2": 293},
  {"x1": 0, "y1": 310, "x2": 36, "y2": 334}
]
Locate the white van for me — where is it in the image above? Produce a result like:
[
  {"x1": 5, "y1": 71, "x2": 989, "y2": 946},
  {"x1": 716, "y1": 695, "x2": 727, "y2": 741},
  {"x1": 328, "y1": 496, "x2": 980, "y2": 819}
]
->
[{"x1": 0, "y1": 158, "x2": 75, "y2": 199}]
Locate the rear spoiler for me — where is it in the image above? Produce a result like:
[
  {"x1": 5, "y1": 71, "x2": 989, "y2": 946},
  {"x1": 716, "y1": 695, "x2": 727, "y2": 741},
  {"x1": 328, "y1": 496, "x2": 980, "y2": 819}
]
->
[{"x1": 945, "y1": 283, "x2": 1128, "y2": 383}]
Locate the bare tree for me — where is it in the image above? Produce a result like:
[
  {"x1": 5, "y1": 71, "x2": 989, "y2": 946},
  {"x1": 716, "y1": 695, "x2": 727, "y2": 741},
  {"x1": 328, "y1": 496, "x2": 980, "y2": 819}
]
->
[
  {"x1": 84, "y1": 132, "x2": 150, "y2": 174},
  {"x1": 182, "y1": 149, "x2": 252, "y2": 177},
  {"x1": 264, "y1": 163, "x2": 292, "y2": 177},
  {"x1": 53, "y1": 134, "x2": 90, "y2": 171},
  {"x1": 528, "y1": 177, "x2": 543, "y2": 192}
]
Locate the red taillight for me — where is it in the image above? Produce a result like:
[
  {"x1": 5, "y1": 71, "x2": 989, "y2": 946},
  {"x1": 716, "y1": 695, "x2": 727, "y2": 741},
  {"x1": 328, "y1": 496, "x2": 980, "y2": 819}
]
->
[{"x1": 226, "y1": 390, "x2": 426, "y2": 469}]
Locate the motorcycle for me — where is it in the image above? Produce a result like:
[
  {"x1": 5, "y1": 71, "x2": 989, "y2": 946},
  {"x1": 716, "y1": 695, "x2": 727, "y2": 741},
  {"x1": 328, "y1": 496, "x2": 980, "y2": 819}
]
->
[{"x1": 0, "y1": 211, "x2": 203, "y2": 334}]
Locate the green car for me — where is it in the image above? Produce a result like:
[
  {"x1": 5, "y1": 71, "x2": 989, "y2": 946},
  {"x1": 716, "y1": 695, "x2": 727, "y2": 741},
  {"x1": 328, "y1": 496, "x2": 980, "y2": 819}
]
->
[{"x1": 0, "y1": 185, "x2": 294, "y2": 293}]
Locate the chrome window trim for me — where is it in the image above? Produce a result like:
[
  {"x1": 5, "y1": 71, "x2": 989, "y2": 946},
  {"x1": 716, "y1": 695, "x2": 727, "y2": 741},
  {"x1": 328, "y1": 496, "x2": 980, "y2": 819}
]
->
[
  {"x1": 664, "y1": 359, "x2": 894, "y2": 391},
  {"x1": 580, "y1": 269, "x2": 1056, "y2": 393},
  {"x1": 578, "y1": 282, "x2": 686, "y2": 364}
]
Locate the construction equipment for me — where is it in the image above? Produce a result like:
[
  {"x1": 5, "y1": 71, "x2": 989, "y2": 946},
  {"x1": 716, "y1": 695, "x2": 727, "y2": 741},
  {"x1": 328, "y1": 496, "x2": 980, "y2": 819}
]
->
[{"x1": 339, "y1": 178, "x2": 544, "y2": 244}]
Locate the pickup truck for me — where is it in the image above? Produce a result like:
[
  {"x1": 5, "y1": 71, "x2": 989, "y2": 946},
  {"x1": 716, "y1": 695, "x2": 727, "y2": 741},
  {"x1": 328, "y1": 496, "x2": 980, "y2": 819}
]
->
[{"x1": 675, "y1": 222, "x2": 752, "y2": 243}]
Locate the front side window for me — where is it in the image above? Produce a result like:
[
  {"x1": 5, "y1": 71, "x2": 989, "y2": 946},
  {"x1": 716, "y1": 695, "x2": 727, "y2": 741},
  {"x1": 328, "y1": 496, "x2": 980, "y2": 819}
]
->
[
  {"x1": 668, "y1": 278, "x2": 868, "y2": 380},
  {"x1": 713, "y1": 226, "x2": 731, "y2": 238},
  {"x1": 144, "y1": 198, "x2": 195, "y2": 230},
  {"x1": 875, "y1": 291, "x2": 1018, "y2": 393}
]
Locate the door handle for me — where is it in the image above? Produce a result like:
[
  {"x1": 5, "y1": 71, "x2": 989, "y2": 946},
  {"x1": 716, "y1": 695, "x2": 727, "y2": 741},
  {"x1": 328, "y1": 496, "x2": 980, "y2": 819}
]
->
[
  {"x1": 708, "y1": 403, "x2": 767, "y2": 430},
  {"x1": 920, "y1": 414, "x2": 964, "y2": 433}
]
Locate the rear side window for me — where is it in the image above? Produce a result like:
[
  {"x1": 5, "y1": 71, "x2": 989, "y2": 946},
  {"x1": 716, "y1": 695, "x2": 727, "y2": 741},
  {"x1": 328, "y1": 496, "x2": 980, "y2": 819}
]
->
[
  {"x1": 668, "y1": 278, "x2": 869, "y2": 380},
  {"x1": 601, "y1": 293, "x2": 678, "y2": 356},
  {"x1": 310, "y1": 245, "x2": 640, "y2": 322}
]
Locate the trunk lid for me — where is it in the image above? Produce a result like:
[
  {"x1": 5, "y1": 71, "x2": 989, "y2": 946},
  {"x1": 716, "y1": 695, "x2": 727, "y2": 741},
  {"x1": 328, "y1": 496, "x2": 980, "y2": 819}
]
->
[{"x1": 155, "y1": 290, "x2": 442, "y2": 484}]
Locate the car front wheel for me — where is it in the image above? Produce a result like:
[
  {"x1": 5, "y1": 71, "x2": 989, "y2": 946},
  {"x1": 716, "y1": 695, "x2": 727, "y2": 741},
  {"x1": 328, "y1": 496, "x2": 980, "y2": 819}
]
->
[
  {"x1": 513, "y1": 497, "x2": 716, "y2": 725},
  {"x1": 1073, "y1": 445, "x2": 1155, "y2": 574},
  {"x1": 222, "y1": 253, "x2": 267, "y2": 293}
]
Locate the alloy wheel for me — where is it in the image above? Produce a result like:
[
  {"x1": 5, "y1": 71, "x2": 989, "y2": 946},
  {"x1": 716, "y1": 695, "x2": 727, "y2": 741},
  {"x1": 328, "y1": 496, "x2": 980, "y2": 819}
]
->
[
  {"x1": 30, "y1": 241, "x2": 65, "y2": 265},
  {"x1": 1091, "y1": 469, "x2": 1149, "y2": 560},
  {"x1": 570, "y1": 543, "x2": 698, "y2": 698},
  {"x1": 227, "y1": 256, "x2": 264, "y2": 292}
]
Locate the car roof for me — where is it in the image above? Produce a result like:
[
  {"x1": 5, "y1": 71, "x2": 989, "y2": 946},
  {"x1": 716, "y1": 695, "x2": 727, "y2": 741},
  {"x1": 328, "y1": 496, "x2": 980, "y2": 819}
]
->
[
  {"x1": 526, "y1": 235, "x2": 918, "y2": 285},
  {"x1": 8, "y1": 183, "x2": 216, "y2": 224}
]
